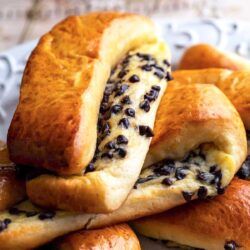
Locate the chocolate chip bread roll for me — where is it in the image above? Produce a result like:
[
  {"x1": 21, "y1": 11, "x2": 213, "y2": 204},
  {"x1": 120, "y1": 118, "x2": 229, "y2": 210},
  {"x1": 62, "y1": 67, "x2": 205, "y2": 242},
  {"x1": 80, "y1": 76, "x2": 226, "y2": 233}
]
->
[
  {"x1": 0, "y1": 83, "x2": 246, "y2": 249},
  {"x1": 0, "y1": 141, "x2": 26, "y2": 211},
  {"x1": 132, "y1": 178, "x2": 250, "y2": 250},
  {"x1": 179, "y1": 43, "x2": 250, "y2": 71},
  {"x1": 8, "y1": 12, "x2": 171, "y2": 213},
  {"x1": 173, "y1": 69, "x2": 250, "y2": 179},
  {"x1": 51, "y1": 224, "x2": 140, "y2": 250}
]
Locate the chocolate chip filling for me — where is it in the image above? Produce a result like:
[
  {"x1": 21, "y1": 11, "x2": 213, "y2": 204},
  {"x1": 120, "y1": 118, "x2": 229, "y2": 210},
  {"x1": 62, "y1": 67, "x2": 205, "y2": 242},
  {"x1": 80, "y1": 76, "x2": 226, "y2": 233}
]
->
[{"x1": 182, "y1": 191, "x2": 193, "y2": 202}]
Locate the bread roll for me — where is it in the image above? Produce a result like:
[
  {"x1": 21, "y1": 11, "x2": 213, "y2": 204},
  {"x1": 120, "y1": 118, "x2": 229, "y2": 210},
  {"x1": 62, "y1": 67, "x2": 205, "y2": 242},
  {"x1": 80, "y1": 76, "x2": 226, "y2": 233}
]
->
[
  {"x1": 132, "y1": 178, "x2": 250, "y2": 250},
  {"x1": 173, "y1": 69, "x2": 250, "y2": 130},
  {"x1": 0, "y1": 83, "x2": 246, "y2": 249},
  {"x1": 9, "y1": 12, "x2": 171, "y2": 213},
  {"x1": 0, "y1": 141, "x2": 26, "y2": 211},
  {"x1": 51, "y1": 224, "x2": 140, "y2": 250},
  {"x1": 179, "y1": 43, "x2": 250, "y2": 71}
]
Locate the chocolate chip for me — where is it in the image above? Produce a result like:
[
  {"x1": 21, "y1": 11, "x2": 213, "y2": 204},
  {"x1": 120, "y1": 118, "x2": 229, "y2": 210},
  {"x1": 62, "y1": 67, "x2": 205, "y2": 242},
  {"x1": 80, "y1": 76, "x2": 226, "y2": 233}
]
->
[
  {"x1": 26, "y1": 211, "x2": 38, "y2": 217},
  {"x1": 182, "y1": 191, "x2": 193, "y2": 202},
  {"x1": 121, "y1": 95, "x2": 132, "y2": 105},
  {"x1": 162, "y1": 177, "x2": 174, "y2": 186},
  {"x1": 102, "y1": 122, "x2": 111, "y2": 136},
  {"x1": 197, "y1": 171, "x2": 210, "y2": 182},
  {"x1": 175, "y1": 168, "x2": 187, "y2": 180},
  {"x1": 211, "y1": 169, "x2": 222, "y2": 185},
  {"x1": 111, "y1": 104, "x2": 122, "y2": 114},
  {"x1": 166, "y1": 72, "x2": 174, "y2": 81},
  {"x1": 8, "y1": 207, "x2": 21, "y2": 215},
  {"x1": 117, "y1": 135, "x2": 128, "y2": 145},
  {"x1": 134, "y1": 174, "x2": 158, "y2": 188},
  {"x1": 0, "y1": 220, "x2": 8, "y2": 232},
  {"x1": 154, "y1": 71, "x2": 164, "y2": 79},
  {"x1": 153, "y1": 65, "x2": 164, "y2": 72},
  {"x1": 129, "y1": 74, "x2": 140, "y2": 83},
  {"x1": 105, "y1": 141, "x2": 116, "y2": 149},
  {"x1": 139, "y1": 99, "x2": 150, "y2": 112},
  {"x1": 224, "y1": 240, "x2": 240, "y2": 250},
  {"x1": 138, "y1": 125, "x2": 154, "y2": 137},
  {"x1": 118, "y1": 118, "x2": 130, "y2": 129},
  {"x1": 85, "y1": 163, "x2": 95, "y2": 173},
  {"x1": 154, "y1": 162, "x2": 175, "y2": 176},
  {"x1": 101, "y1": 151, "x2": 113, "y2": 159},
  {"x1": 163, "y1": 59, "x2": 170, "y2": 67},
  {"x1": 38, "y1": 212, "x2": 56, "y2": 220},
  {"x1": 136, "y1": 53, "x2": 151, "y2": 61},
  {"x1": 237, "y1": 156, "x2": 250, "y2": 179},
  {"x1": 117, "y1": 148, "x2": 127, "y2": 158},
  {"x1": 115, "y1": 84, "x2": 129, "y2": 96},
  {"x1": 125, "y1": 108, "x2": 135, "y2": 117},
  {"x1": 100, "y1": 102, "x2": 110, "y2": 115},
  {"x1": 141, "y1": 64, "x2": 152, "y2": 71},
  {"x1": 209, "y1": 165, "x2": 217, "y2": 174},
  {"x1": 144, "y1": 89, "x2": 159, "y2": 102},
  {"x1": 217, "y1": 186, "x2": 225, "y2": 195},
  {"x1": 197, "y1": 186, "x2": 208, "y2": 200},
  {"x1": 118, "y1": 70, "x2": 127, "y2": 79},
  {"x1": 152, "y1": 85, "x2": 161, "y2": 91}
]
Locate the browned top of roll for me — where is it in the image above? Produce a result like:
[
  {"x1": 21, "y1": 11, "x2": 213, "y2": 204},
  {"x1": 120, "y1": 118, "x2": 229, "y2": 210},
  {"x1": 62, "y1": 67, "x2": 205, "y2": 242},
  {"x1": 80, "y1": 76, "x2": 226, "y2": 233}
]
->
[
  {"x1": 133, "y1": 178, "x2": 250, "y2": 250},
  {"x1": 53, "y1": 224, "x2": 141, "y2": 250}
]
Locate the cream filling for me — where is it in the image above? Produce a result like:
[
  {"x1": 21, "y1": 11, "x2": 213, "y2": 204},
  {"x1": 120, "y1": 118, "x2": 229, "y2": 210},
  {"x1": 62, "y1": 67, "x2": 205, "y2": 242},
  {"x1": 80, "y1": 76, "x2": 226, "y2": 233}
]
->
[{"x1": 135, "y1": 144, "x2": 235, "y2": 198}]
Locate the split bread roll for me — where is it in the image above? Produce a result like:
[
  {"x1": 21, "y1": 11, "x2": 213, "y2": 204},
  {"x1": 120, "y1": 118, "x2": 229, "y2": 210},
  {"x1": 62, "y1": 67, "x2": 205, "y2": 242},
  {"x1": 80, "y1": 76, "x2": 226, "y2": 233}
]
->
[
  {"x1": 173, "y1": 69, "x2": 250, "y2": 130},
  {"x1": 0, "y1": 83, "x2": 246, "y2": 249},
  {"x1": 0, "y1": 141, "x2": 26, "y2": 211},
  {"x1": 178, "y1": 43, "x2": 250, "y2": 71},
  {"x1": 8, "y1": 12, "x2": 171, "y2": 213},
  {"x1": 132, "y1": 178, "x2": 250, "y2": 250},
  {"x1": 51, "y1": 224, "x2": 140, "y2": 250}
]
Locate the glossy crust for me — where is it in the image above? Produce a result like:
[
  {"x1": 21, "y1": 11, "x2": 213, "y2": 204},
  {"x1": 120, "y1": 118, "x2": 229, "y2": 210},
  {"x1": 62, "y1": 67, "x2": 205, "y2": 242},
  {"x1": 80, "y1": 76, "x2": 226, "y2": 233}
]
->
[
  {"x1": 173, "y1": 68, "x2": 250, "y2": 129},
  {"x1": 179, "y1": 43, "x2": 250, "y2": 71},
  {"x1": 145, "y1": 82, "x2": 246, "y2": 169},
  {"x1": 7, "y1": 12, "x2": 156, "y2": 175},
  {"x1": 0, "y1": 141, "x2": 26, "y2": 210},
  {"x1": 52, "y1": 224, "x2": 141, "y2": 250},
  {"x1": 132, "y1": 178, "x2": 250, "y2": 250},
  {"x1": 0, "y1": 84, "x2": 246, "y2": 249}
]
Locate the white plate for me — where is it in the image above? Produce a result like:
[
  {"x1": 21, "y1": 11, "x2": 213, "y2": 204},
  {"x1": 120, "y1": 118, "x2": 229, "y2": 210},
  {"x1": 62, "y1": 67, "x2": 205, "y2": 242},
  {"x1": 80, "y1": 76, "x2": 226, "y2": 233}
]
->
[{"x1": 1, "y1": 18, "x2": 250, "y2": 249}]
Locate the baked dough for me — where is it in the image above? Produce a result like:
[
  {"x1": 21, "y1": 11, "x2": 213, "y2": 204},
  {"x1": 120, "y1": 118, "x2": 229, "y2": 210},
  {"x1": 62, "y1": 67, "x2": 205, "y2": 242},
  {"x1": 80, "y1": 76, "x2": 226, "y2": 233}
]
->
[
  {"x1": 51, "y1": 224, "x2": 140, "y2": 250},
  {"x1": 178, "y1": 43, "x2": 250, "y2": 71},
  {"x1": 173, "y1": 69, "x2": 250, "y2": 130},
  {"x1": 0, "y1": 83, "x2": 246, "y2": 249},
  {"x1": 0, "y1": 141, "x2": 26, "y2": 211},
  {"x1": 8, "y1": 12, "x2": 160, "y2": 175},
  {"x1": 10, "y1": 12, "x2": 171, "y2": 213},
  {"x1": 132, "y1": 178, "x2": 250, "y2": 250}
]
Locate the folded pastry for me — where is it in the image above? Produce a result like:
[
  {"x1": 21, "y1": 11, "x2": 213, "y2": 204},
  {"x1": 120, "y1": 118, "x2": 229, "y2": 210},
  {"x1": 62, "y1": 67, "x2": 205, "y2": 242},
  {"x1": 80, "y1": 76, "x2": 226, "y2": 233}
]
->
[
  {"x1": 8, "y1": 12, "x2": 171, "y2": 213},
  {"x1": 0, "y1": 83, "x2": 246, "y2": 249},
  {"x1": 0, "y1": 141, "x2": 26, "y2": 211},
  {"x1": 50, "y1": 224, "x2": 140, "y2": 250},
  {"x1": 178, "y1": 43, "x2": 250, "y2": 71},
  {"x1": 132, "y1": 178, "x2": 250, "y2": 250}
]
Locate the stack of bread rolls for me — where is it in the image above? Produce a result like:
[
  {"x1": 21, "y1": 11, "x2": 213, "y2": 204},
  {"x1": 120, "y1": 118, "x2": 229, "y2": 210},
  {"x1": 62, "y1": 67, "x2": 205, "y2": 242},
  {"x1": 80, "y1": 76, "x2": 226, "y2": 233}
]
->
[{"x1": 0, "y1": 12, "x2": 249, "y2": 250}]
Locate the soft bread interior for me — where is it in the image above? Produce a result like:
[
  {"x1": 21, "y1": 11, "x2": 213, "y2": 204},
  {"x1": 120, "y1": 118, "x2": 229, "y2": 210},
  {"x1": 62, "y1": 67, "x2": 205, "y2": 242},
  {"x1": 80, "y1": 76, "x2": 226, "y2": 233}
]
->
[{"x1": 26, "y1": 40, "x2": 171, "y2": 213}]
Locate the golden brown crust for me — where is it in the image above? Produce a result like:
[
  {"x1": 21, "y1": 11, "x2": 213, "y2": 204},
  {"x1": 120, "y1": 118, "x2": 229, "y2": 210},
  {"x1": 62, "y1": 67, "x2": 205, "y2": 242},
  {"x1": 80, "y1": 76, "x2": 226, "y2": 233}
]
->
[
  {"x1": 0, "y1": 142, "x2": 26, "y2": 210},
  {"x1": 132, "y1": 178, "x2": 250, "y2": 250},
  {"x1": 178, "y1": 43, "x2": 250, "y2": 71},
  {"x1": 173, "y1": 68, "x2": 250, "y2": 129},
  {"x1": 145, "y1": 82, "x2": 246, "y2": 170},
  {"x1": 7, "y1": 12, "x2": 156, "y2": 175},
  {"x1": 52, "y1": 224, "x2": 141, "y2": 250}
]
